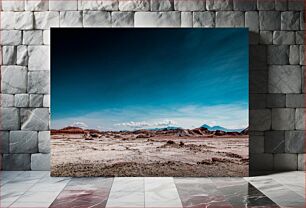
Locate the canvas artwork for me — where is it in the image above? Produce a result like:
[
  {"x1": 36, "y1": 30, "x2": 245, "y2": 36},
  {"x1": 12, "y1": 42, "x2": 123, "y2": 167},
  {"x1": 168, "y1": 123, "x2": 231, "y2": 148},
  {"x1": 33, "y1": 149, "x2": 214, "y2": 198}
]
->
[{"x1": 51, "y1": 28, "x2": 249, "y2": 177}]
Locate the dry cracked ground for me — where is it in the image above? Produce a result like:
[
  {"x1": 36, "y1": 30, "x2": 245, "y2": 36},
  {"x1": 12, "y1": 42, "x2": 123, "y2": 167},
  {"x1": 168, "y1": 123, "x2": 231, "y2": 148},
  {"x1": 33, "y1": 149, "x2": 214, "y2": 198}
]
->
[{"x1": 51, "y1": 128, "x2": 249, "y2": 177}]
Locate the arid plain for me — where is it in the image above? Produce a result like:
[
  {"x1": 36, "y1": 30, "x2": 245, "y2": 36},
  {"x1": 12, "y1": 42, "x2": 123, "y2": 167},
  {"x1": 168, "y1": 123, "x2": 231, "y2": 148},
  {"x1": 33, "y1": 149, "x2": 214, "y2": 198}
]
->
[{"x1": 51, "y1": 127, "x2": 248, "y2": 177}]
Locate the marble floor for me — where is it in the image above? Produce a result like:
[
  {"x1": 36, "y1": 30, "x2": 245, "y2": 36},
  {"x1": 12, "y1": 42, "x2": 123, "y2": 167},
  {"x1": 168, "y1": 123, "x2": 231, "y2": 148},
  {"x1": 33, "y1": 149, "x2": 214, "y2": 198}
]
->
[{"x1": 1, "y1": 171, "x2": 304, "y2": 208}]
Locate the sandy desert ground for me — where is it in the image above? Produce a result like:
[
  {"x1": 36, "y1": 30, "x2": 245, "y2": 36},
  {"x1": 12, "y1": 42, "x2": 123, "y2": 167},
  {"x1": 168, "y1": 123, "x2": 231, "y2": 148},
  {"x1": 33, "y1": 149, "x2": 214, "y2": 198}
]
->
[{"x1": 51, "y1": 128, "x2": 248, "y2": 177}]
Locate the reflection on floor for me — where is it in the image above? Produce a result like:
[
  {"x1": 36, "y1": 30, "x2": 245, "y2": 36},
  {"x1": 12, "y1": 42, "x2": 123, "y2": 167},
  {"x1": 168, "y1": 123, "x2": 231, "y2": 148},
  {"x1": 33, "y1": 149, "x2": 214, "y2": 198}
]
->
[{"x1": 1, "y1": 171, "x2": 304, "y2": 208}]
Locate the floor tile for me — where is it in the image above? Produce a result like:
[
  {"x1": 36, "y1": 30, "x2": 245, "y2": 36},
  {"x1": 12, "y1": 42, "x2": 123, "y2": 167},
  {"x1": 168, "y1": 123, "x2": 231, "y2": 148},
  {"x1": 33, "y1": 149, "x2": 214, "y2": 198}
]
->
[
  {"x1": 111, "y1": 177, "x2": 144, "y2": 192},
  {"x1": 145, "y1": 177, "x2": 177, "y2": 192},
  {"x1": 50, "y1": 190, "x2": 109, "y2": 208},
  {"x1": 27, "y1": 176, "x2": 71, "y2": 192},
  {"x1": 0, "y1": 171, "x2": 24, "y2": 186},
  {"x1": 0, "y1": 171, "x2": 304, "y2": 208},
  {"x1": 269, "y1": 171, "x2": 305, "y2": 198},
  {"x1": 106, "y1": 192, "x2": 144, "y2": 208},
  {"x1": 246, "y1": 176, "x2": 305, "y2": 208},
  {"x1": 145, "y1": 189, "x2": 183, "y2": 208},
  {"x1": 175, "y1": 178, "x2": 232, "y2": 208},
  {"x1": 50, "y1": 177, "x2": 114, "y2": 208},
  {"x1": 9, "y1": 201, "x2": 51, "y2": 208},
  {"x1": 145, "y1": 177, "x2": 182, "y2": 208}
]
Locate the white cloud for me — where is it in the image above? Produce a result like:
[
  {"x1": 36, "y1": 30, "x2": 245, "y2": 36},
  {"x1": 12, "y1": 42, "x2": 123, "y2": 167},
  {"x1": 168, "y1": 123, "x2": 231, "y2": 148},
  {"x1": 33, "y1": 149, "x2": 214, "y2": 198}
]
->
[
  {"x1": 154, "y1": 119, "x2": 177, "y2": 127},
  {"x1": 115, "y1": 121, "x2": 150, "y2": 128},
  {"x1": 53, "y1": 104, "x2": 248, "y2": 131},
  {"x1": 114, "y1": 119, "x2": 177, "y2": 129},
  {"x1": 71, "y1": 121, "x2": 88, "y2": 129}
]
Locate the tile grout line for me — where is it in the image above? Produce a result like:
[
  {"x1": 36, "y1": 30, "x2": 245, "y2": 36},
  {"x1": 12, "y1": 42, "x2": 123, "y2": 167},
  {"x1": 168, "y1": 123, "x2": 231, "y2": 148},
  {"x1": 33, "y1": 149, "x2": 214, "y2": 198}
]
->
[
  {"x1": 171, "y1": 177, "x2": 184, "y2": 208},
  {"x1": 7, "y1": 172, "x2": 48, "y2": 207},
  {"x1": 47, "y1": 177, "x2": 72, "y2": 208},
  {"x1": 272, "y1": 180, "x2": 305, "y2": 198},
  {"x1": 245, "y1": 176, "x2": 304, "y2": 208},
  {"x1": 144, "y1": 177, "x2": 145, "y2": 208},
  {"x1": 1, "y1": 171, "x2": 24, "y2": 186}
]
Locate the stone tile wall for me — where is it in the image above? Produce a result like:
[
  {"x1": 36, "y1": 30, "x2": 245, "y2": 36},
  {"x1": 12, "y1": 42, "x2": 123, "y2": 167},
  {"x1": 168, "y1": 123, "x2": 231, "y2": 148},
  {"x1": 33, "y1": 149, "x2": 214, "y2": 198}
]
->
[{"x1": 0, "y1": 0, "x2": 304, "y2": 172}]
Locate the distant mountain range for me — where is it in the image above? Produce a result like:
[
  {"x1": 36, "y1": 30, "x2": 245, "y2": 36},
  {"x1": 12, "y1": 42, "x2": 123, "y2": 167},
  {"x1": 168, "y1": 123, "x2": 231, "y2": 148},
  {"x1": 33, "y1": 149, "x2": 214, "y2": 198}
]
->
[
  {"x1": 146, "y1": 126, "x2": 182, "y2": 131},
  {"x1": 201, "y1": 124, "x2": 244, "y2": 132},
  {"x1": 146, "y1": 124, "x2": 245, "y2": 133},
  {"x1": 52, "y1": 124, "x2": 246, "y2": 134}
]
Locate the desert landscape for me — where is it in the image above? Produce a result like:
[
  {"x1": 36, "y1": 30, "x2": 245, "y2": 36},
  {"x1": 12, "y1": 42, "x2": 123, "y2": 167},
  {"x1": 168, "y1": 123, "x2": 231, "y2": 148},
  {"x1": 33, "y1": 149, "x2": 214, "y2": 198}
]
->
[{"x1": 51, "y1": 126, "x2": 249, "y2": 177}]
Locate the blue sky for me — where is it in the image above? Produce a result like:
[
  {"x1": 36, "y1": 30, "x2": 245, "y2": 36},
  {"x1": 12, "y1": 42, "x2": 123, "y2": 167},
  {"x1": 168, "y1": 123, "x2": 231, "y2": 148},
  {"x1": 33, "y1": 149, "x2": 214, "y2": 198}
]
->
[{"x1": 51, "y1": 28, "x2": 248, "y2": 131}]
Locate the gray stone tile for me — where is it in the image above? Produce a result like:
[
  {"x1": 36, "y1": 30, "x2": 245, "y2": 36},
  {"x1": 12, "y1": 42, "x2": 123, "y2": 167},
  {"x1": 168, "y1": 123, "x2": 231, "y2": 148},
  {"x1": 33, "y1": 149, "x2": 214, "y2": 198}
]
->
[
  {"x1": 10, "y1": 131, "x2": 38, "y2": 153},
  {"x1": 2, "y1": 45, "x2": 17, "y2": 65},
  {"x1": 281, "y1": 11, "x2": 300, "y2": 30},
  {"x1": 181, "y1": 12, "x2": 192, "y2": 27},
  {"x1": 272, "y1": 108, "x2": 295, "y2": 130},
  {"x1": 264, "y1": 131, "x2": 285, "y2": 153},
  {"x1": 17, "y1": 45, "x2": 28, "y2": 66},
  {"x1": 269, "y1": 65, "x2": 301, "y2": 93},
  {"x1": 38, "y1": 131, "x2": 50, "y2": 153},
  {"x1": 0, "y1": 131, "x2": 9, "y2": 154},
  {"x1": 3, "y1": 154, "x2": 31, "y2": 170},
  {"x1": 206, "y1": 0, "x2": 233, "y2": 10},
  {"x1": 250, "y1": 93, "x2": 266, "y2": 109},
  {"x1": 274, "y1": 153, "x2": 298, "y2": 170},
  {"x1": 233, "y1": 0, "x2": 256, "y2": 10},
  {"x1": 14, "y1": 11, "x2": 34, "y2": 30},
  {"x1": 298, "y1": 154, "x2": 305, "y2": 170},
  {"x1": 21, "y1": 108, "x2": 49, "y2": 131},
  {"x1": 83, "y1": 11, "x2": 112, "y2": 27},
  {"x1": 15, "y1": 94, "x2": 29, "y2": 107},
  {"x1": 0, "y1": 108, "x2": 20, "y2": 130},
  {"x1": 29, "y1": 94, "x2": 44, "y2": 107},
  {"x1": 250, "y1": 153, "x2": 273, "y2": 170},
  {"x1": 60, "y1": 11, "x2": 82, "y2": 27},
  {"x1": 112, "y1": 12, "x2": 134, "y2": 27},
  {"x1": 28, "y1": 46, "x2": 50, "y2": 71},
  {"x1": 245, "y1": 11, "x2": 259, "y2": 32},
  {"x1": 250, "y1": 109, "x2": 271, "y2": 131},
  {"x1": 267, "y1": 45, "x2": 289, "y2": 64},
  {"x1": 289, "y1": 45, "x2": 300, "y2": 65},
  {"x1": 275, "y1": 0, "x2": 287, "y2": 11},
  {"x1": 216, "y1": 11, "x2": 244, "y2": 27},
  {"x1": 25, "y1": 0, "x2": 49, "y2": 11},
  {"x1": 174, "y1": 0, "x2": 205, "y2": 11},
  {"x1": 135, "y1": 12, "x2": 180, "y2": 27},
  {"x1": 295, "y1": 31, "x2": 304, "y2": 44},
  {"x1": 1, "y1": 30, "x2": 22, "y2": 45},
  {"x1": 119, "y1": 0, "x2": 150, "y2": 11},
  {"x1": 31, "y1": 153, "x2": 50, "y2": 170},
  {"x1": 1, "y1": 66, "x2": 27, "y2": 94},
  {"x1": 295, "y1": 108, "x2": 305, "y2": 130},
  {"x1": 285, "y1": 130, "x2": 304, "y2": 153},
  {"x1": 266, "y1": 93, "x2": 286, "y2": 108},
  {"x1": 273, "y1": 31, "x2": 295, "y2": 45},
  {"x1": 34, "y1": 11, "x2": 60, "y2": 29},
  {"x1": 49, "y1": 0, "x2": 77, "y2": 10},
  {"x1": 249, "y1": 135, "x2": 264, "y2": 153},
  {"x1": 259, "y1": 11, "x2": 281, "y2": 30},
  {"x1": 151, "y1": 0, "x2": 173, "y2": 11},
  {"x1": 193, "y1": 11, "x2": 215, "y2": 27},
  {"x1": 0, "y1": 94, "x2": 14, "y2": 107},
  {"x1": 23, "y1": 30, "x2": 43, "y2": 45},
  {"x1": 28, "y1": 71, "x2": 50, "y2": 94},
  {"x1": 286, "y1": 94, "x2": 304, "y2": 107},
  {"x1": 260, "y1": 31, "x2": 272, "y2": 44},
  {"x1": 257, "y1": 0, "x2": 274, "y2": 10},
  {"x1": 288, "y1": 0, "x2": 304, "y2": 11}
]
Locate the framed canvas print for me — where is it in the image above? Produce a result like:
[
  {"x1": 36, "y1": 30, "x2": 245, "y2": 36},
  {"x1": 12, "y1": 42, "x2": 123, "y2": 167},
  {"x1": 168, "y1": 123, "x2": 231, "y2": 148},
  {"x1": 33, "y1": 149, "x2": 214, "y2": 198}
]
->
[{"x1": 51, "y1": 28, "x2": 249, "y2": 177}]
